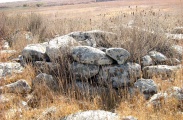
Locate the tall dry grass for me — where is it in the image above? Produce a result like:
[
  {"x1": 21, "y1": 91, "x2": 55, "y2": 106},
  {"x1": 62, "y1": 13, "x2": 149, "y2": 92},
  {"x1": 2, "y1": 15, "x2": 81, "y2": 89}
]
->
[{"x1": 0, "y1": 5, "x2": 183, "y2": 120}]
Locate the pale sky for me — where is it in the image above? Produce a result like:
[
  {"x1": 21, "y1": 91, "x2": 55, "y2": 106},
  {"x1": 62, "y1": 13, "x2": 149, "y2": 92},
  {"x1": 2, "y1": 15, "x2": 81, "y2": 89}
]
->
[{"x1": 0, "y1": 0, "x2": 27, "y2": 3}]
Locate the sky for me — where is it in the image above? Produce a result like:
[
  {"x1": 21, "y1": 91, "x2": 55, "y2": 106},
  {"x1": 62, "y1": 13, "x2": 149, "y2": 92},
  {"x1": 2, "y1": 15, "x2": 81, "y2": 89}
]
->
[{"x1": 0, "y1": 0, "x2": 27, "y2": 3}]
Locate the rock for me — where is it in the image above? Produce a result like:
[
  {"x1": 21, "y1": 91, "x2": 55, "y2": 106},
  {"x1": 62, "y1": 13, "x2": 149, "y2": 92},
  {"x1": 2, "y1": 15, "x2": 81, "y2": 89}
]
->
[
  {"x1": 1, "y1": 40, "x2": 10, "y2": 49},
  {"x1": 37, "y1": 106, "x2": 57, "y2": 120},
  {"x1": 0, "y1": 50, "x2": 16, "y2": 54},
  {"x1": 122, "y1": 116, "x2": 138, "y2": 120},
  {"x1": 106, "y1": 48, "x2": 130, "y2": 64},
  {"x1": 97, "y1": 65, "x2": 130, "y2": 88},
  {"x1": 141, "y1": 55, "x2": 153, "y2": 66},
  {"x1": 126, "y1": 62, "x2": 141, "y2": 80},
  {"x1": 68, "y1": 30, "x2": 117, "y2": 47},
  {"x1": 166, "y1": 58, "x2": 181, "y2": 65},
  {"x1": 62, "y1": 110, "x2": 120, "y2": 120},
  {"x1": 46, "y1": 35, "x2": 80, "y2": 61},
  {"x1": 97, "y1": 63, "x2": 141, "y2": 88},
  {"x1": 32, "y1": 73, "x2": 58, "y2": 91},
  {"x1": 0, "y1": 62, "x2": 23, "y2": 78},
  {"x1": 22, "y1": 43, "x2": 49, "y2": 62},
  {"x1": 149, "y1": 51, "x2": 168, "y2": 63},
  {"x1": 71, "y1": 46, "x2": 113, "y2": 65},
  {"x1": 143, "y1": 65, "x2": 181, "y2": 79},
  {"x1": 1, "y1": 80, "x2": 31, "y2": 94},
  {"x1": 167, "y1": 87, "x2": 183, "y2": 101},
  {"x1": 171, "y1": 27, "x2": 183, "y2": 34},
  {"x1": 148, "y1": 93, "x2": 168, "y2": 107},
  {"x1": 171, "y1": 45, "x2": 183, "y2": 60},
  {"x1": 34, "y1": 61, "x2": 60, "y2": 75},
  {"x1": 70, "y1": 62, "x2": 99, "y2": 80},
  {"x1": 134, "y1": 79, "x2": 157, "y2": 99}
]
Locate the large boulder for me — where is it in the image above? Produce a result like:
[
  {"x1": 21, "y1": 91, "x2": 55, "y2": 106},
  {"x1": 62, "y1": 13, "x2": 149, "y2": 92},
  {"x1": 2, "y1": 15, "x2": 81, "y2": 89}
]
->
[
  {"x1": 71, "y1": 46, "x2": 113, "y2": 65},
  {"x1": 34, "y1": 61, "x2": 60, "y2": 75},
  {"x1": 70, "y1": 62, "x2": 99, "y2": 80},
  {"x1": 0, "y1": 80, "x2": 31, "y2": 94},
  {"x1": 171, "y1": 45, "x2": 183, "y2": 60},
  {"x1": 62, "y1": 110, "x2": 120, "y2": 120},
  {"x1": 143, "y1": 65, "x2": 181, "y2": 79},
  {"x1": 106, "y1": 48, "x2": 130, "y2": 64},
  {"x1": 22, "y1": 43, "x2": 49, "y2": 62},
  {"x1": 32, "y1": 73, "x2": 59, "y2": 91},
  {"x1": 166, "y1": 87, "x2": 183, "y2": 101},
  {"x1": 46, "y1": 35, "x2": 81, "y2": 61},
  {"x1": 97, "y1": 65, "x2": 130, "y2": 88},
  {"x1": 148, "y1": 51, "x2": 168, "y2": 63},
  {"x1": 134, "y1": 79, "x2": 157, "y2": 99},
  {"x1": 68, "y1": 30, "x2": 117, "y2": 47},
  {"x1": 0, "y1": 62, "x2": 23, "y2": 78},
  {"x1": 141, "y1": 55, "x2": 153, "y2": 66},
  {"x1": 97, "y1": 63, "x2": 141, "y2": 88}
]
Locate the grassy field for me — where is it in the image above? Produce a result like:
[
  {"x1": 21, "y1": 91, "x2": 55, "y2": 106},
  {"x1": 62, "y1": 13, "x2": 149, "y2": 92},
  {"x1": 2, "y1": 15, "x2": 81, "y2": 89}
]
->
[{"x1": 0, "y1": 0, "x2": 183, "y2": 119}]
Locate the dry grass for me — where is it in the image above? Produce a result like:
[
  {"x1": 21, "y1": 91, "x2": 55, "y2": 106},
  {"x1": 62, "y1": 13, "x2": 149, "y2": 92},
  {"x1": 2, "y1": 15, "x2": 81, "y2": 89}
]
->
[{"x1": 0, "y1": 1, "x2": 183, "y2": 120}]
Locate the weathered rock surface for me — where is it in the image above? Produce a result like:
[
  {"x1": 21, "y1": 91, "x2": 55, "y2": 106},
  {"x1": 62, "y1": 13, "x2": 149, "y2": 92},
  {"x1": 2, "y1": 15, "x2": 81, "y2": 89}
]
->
[
  {"x1": 171, "y1": 45, "x2": 183, "y2": 60},
  {"x1": 148, "y1": 93, "x2": 168, "y2": 107},
  {"x1": 71, "y1": 46, "x2": 113, "y2": 65},
  {"x1": 68, "y1": 30, "x2": 117, "y2": 47},
  {"x1": 22, "y1": 43, "x2": 49, "y2": 61},
  {"x1": 0, "y1": 62, "x2": 23, "y2": 78},
  {"x1": 149, "y1": 51, "x2": 168, "y2": 63},
  {"x1": 70, "y1": 62, "x2": 99, "y2": 80},
  {"x1": 141, "y1": 55, "x2": 153, "y2": 66},
  {"x1": 134, "y1": 79, "x2": 157, "y2": 99},
  {"x1": 46, "y1": 35, "x2": 80, "y2": 61},
  {"x1": 62, "y1": 110, "x2": 120, "y2": 120},
  {"x1": 0, "y1": 80, "x2": 31, "y2": 94},
  {"x1": 143, "y1": 65, "x2": 181, "y2": 79},
  {"x1": 97, "y1": 65, "x2": 130, "y2": 88},
  {"x1": 97, "y1": 63, "x2": 141, "y2": 88},
  {"x1": 167, "y1": 87, "x2": 183, "y2": 101},
  {"x1": 34, "y1": 61, "x2": 60, "y2": 74},
  {"x1": 106, "y1": 48, "x2": 130, "y2": 64},
  {"x1": 32, "y1": 73, "x2": 58, "y2": 91}
]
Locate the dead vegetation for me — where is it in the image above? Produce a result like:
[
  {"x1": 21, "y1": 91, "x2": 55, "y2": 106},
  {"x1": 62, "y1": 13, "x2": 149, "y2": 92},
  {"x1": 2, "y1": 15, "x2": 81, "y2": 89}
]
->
[{"x1": 0, "y1": 1, "x2": 183, "y2": 120}]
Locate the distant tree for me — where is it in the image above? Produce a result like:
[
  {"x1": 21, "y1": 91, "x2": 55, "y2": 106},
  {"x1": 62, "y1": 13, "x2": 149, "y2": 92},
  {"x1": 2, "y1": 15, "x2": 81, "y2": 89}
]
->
[
  {"x1": 36, "y1": 3, "x2": 42, "y2": 7},
  {"x1": 23, "y1": 4, "x2": 28, "y2": 7}
]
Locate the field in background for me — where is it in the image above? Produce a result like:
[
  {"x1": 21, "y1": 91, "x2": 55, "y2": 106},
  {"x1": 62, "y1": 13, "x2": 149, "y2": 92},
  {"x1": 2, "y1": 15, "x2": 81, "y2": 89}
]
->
[{"x1": 0, "y1": 0, "x2": 183, "y2": 120}]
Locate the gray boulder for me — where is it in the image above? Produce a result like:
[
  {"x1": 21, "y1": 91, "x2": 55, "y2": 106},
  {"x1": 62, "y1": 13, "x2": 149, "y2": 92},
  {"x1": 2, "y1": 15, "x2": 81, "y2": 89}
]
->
[
  {"x1": 32, "y1": 73, "x2": 58, "y2": 91},
  {"x1": 62, "y1": 110, "x2": 120, "y2": 120},
  {"x1": 143, "y1": 65, "x2": 181, "y2": 79},
  {"x1": 0, "y1": 62, "x2": 23, "y2": 78},
  {"x1": 71, "y1": 46, "x2": 113, "y2": 65},
  {"x1": 106, "y1": 48, "x2": 130, "y2": 64},
  {"x1": 68, "y1": 30, "x2": 117, "y2": 47},
  {"x1": 141, "y1": 55, "x2": 153, "y2": 66},
  {"x1": 149, "y1": 51, "x2": 168, "y2": 63},
  {"x1": 70, "y1": 62, "x2": 99, "y2": 80},
  {"x1": 148, "y1": 93, "x2": 168, "y2": 107},
  {"x1": 97, "y1": 65, "x2": 130, "y2": 88},
  {"x1": 1, "y1": 80, "x2": 31, "y2": 94},
  {"x1": 134, "y1": 79, "x2": 157, "y2": 99},
  {"x1": 98, "y1": 63, "x2": 141, "y2": 88},
  {"x1": 34, "y1": 61, "x2": 60, "y2": 74},
  {"x1": 171, "y1": 45, "x2": 183, "y2": 60},
  {"x1": 22, "y1": 43, "x2": 49, "y2": 61},
  {"x1": 167, "y1": 87, "x2": 183, "y2": 101},
  {"x1": 46, "y1": 35, "x2": 81, "y2": 61}
]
